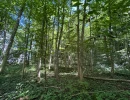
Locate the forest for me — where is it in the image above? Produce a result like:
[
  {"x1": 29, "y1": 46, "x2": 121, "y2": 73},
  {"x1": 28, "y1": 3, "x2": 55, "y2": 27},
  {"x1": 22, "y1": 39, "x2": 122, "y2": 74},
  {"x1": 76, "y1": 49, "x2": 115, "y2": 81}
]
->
[{"x1": 0, "y1": 0, "x2": 130, "y2": 99}]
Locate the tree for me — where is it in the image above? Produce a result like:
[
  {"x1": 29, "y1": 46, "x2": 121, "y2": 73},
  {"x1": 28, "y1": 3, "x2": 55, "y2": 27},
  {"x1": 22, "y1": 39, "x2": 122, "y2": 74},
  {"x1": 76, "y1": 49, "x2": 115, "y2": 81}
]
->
[
  {"x1": 54, "y1": 0, "x2": 66, "y2": 79},
  {"x1": 0, "y1": 0, "x2": 26, "y2": 73}
]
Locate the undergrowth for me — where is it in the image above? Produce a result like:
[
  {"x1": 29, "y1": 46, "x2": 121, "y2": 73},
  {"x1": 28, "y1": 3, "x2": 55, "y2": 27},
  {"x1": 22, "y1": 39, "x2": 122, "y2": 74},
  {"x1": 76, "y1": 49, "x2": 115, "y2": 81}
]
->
[{"x1": 0, "y1": 65, "x2": 130, "y2": 100}]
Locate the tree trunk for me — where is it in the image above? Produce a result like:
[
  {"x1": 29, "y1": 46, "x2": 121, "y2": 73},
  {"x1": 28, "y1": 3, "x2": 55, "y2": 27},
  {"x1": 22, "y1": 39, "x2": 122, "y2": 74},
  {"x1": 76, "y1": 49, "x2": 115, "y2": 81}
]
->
[
  {"x1": 25, "y1": 28, "x2": 29, "y2": 66},
  {"x1": 44, "y1": 4, "x2": 47, "y2": 81},
  {"x1": 108, "y1": 0, "x2": 114, "y2": 77},
  {"x1": 54, "y1": 0, "x2": 65, "y2": 79},
  {"x1": 2, "y1": 31, "x2": 6, "y2": 52},
  {"x1": 49, "y1": 53, "x2": 52, "y2": 70},
  {"x1": 49, "y1": 17, "x2": 55, "y2": 70},
  {"x1": 26, "y1": 22, "x2": 31, "y2": 66},
  {"x1": 54, "y1": 2, "x2": 60, "y2": 79},
  {"x1": 37, "y1": 57, "x2": 41, "y2": 82},
  {"x1": 22, "y1": 28, "x2": 29, "y2": 78},
  {"x1": 89, "y1": 5, "x2": 94, "y2": 74},
  {"x1": 22, "y1": 53, "x2": 26, "y2": 79},
  {"x1": 77, "y1": 1, "x2": 81, "y2": 79},
  {"x1": 0, "y1": 0, "x2": 26, "y2": 73},
  {"x1": 37, "y1": 18, "x2": 44, "y2": 81},
  {"x1": 79, "y1": 0, "x2": 87, "y2": 81},
  {"x1": 29, "y1": 34, "x2": 32, "y2": 65},
  {"x1": 104, "y1": 36, "x2": 110, "y2": 65}
]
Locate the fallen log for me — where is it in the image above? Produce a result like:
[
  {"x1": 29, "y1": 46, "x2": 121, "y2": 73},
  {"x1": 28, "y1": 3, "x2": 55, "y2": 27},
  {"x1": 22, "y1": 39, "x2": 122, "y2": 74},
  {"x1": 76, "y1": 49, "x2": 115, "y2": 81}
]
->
[{"x1": 84, "y1": 76, "x2": 130, "y2": 83}]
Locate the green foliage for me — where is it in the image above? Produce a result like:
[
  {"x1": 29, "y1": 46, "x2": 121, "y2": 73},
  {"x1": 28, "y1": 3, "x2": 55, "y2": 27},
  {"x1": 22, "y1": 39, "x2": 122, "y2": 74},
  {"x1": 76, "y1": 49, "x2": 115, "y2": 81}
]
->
[
  {"x1": 1, "y1": 0, "x2": 130, "y2": 99},
  {"x1": 91, "y1": 91, "x2": 130, "y2": 100},
  {"x1": 0, "y1": 76, "x2": 89, "y2": 100},
  {"x1": 1, "y1": 74, "x2": 130, "y2": 100},
  {"x1": 1, "y1": 65, "x2": 130, "y2": 100},
  {"x1": 0, "y1": 66, "x2": 129, "y2": 100}
]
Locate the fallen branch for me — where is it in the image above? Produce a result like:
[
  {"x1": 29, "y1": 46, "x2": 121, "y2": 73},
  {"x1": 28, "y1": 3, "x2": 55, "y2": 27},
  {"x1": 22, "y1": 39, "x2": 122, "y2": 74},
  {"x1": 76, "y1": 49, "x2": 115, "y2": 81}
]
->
[{"x1": 84, "y1": 76, "x2": 130, "y2": 82}]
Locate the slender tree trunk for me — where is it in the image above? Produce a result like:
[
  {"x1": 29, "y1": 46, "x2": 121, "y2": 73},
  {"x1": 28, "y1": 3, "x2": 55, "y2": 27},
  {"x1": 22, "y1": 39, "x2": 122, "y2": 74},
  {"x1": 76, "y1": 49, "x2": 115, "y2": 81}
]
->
[
  {"x1": 92, "y1": 0, "x2": 98, "y2": 68},
  {"x1": 0, "y1": 0, "x2": 26, "y2": 73},
  {"x1": 25, "y1": 29, "x2": 29, "y2": 66},
  {"x1": 89, "y1": 4, "x2": 93, "y2": 74},
  {"x1": 77, "y1": 1, "x2": 81, "y2": 79},
  {"x1": 44, "y1": 5, "x2": 47, "y2": 81},
  {"x1": 2, "y1": 31, "x2": 6, "y2": 52},
  {"x1": 22, "y1": 53, "x2": 26, "y2": 79},
  {"x1": 37, "y1": 57, "x2": 42, "y2": 82},
  {"x1": 37, "y1": 0, "x2": 47, "y2": 81},
  {"x1": 78, "y1": 0, "x2": 87, "y2": 81},
  {"x1": 55, "y1": 50, "x2": 59, "y2": 79},
  {"x1": 26, "y1": 22, "x2": 31, "y2": 66},
  {"x1": 126, "y1": 18, "x2": 130, "y2": 70},
  {"x1": 49, "y1": 17, "x2": 55, "y2": 70},
  {"x1": 36, "y1": 17, "x2": 44, "y2": 81},
  {"x1": 54, "y1": 0, "x2": 65, "y2": 79},
  {"x1": 49, "y1": 54, "x2": 52, "y2": 70},
  {"x1": 63, "y1": 52, "x2": 67, "y2": 69},
  {"x1": 37, "y1": 20, "x2": 44, "y2": 81},
  {"x1": 29, "y1": 34, "x2": 32, "y2": 65},
  {"x1": 54, "y1": 2, "x2": 60, "y2": 79},
  {"x1": 22, "y1": 29, "x2": 28, "y2": 78},
  {"x1": 0, "y1": 17, "x2": 3, "y2": 30},
  {"x1": 27, "y1": 2, "x2": 32, "y2": 66},
  {"x1": 108, "y1": 0, "x2": 114, "y2": 77},
  {"x1": 90, "y1": 49, "x2": 93, "y2": 73},
  {"x1": 103, "y1": 36, "x2": 110, "y2": 65}
]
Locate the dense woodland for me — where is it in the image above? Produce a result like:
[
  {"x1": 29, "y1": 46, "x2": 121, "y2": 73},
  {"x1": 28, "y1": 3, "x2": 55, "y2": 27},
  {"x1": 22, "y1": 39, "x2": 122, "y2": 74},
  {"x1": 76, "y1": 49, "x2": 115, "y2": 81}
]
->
[{"x1": 0, "y1": 0, "x2": 130, "y2": 99}]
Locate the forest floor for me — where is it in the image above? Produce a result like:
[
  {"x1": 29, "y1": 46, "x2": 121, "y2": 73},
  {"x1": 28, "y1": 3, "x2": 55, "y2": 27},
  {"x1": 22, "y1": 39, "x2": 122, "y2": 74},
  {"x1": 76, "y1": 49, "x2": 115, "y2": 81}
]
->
[{"x1": 0, "y1": 65, "x2": 130, "y2": 100}]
